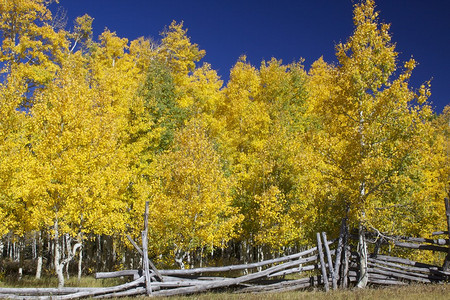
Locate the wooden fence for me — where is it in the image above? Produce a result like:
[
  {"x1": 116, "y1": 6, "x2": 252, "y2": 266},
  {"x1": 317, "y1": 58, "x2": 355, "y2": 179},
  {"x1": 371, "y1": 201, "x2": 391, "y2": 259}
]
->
[{"x1": 0, "y1": 199, "x2": 449, "y2": 298}]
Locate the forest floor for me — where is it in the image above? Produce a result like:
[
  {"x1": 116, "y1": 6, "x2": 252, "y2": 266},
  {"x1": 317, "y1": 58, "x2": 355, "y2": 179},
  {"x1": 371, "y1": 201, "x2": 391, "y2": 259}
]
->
[{"x1": 0, "y1": 276, "x2": 449, "y2": 299}]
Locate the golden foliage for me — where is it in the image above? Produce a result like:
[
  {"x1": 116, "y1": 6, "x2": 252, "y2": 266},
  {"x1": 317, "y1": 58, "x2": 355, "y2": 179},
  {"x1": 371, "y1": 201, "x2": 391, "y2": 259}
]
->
[{"x1": 0, "y1": 0, "x2": 447, "y2": 263}]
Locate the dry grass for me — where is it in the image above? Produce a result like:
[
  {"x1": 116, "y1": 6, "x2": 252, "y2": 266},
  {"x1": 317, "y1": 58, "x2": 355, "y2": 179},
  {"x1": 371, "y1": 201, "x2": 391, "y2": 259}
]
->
[
  {"x1": 163, "y1": 284, "x2": 450, "y2": 300},
  {"x1": 0, "y1": 276, "x2": 448, "y2": 299},
  {"x1": 74, "y1": 284, "x2": 449, "y2": 299}
]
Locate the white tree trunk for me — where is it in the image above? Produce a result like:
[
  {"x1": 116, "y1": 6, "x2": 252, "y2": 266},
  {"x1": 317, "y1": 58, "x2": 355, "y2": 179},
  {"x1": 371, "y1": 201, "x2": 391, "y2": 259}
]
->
[
  {"x1": 36, "y1": 256, "x2": 43, "y2": 279},
  {"x1": 36, "y1": 231, "x2": 43, "y2": 279},
  {"x1": 54, "y1": 220, "x2": 65, "y2": 288},
  {"x1": 32, "y1": 234, "x2": 37, "y2": 259},
  {"x1": 78, "y1": 247, "x2": 83, "y2": 280},
  {"x1": 175, "y1": 249, "x2": 186, "y2": 269},
  {"x1": 357, "y1": 103, "x2": 368, "y2": 289},
  {"x1": 65, "y1": 234, "x2": 71, "y2": 280}
]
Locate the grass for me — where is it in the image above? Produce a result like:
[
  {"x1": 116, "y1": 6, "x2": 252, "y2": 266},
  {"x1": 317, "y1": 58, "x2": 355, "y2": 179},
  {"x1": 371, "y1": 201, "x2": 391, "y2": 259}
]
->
[
  {"x1": 77, "y1": 284, "x2": 449, "y2": 299},
  {"x1": 152, "y1": 284, "x2": 450, "y2": 300},
  {"x1": 0, "y1": 275, "x2": 127, "y2": 288},
  {"x1": 0, "y1": 276, "x2": 448, "y2": 299}
]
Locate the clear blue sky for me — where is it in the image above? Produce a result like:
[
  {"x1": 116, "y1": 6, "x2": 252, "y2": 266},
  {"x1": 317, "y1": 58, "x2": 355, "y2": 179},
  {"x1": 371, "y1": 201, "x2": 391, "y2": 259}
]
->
[{"x1": 57, "y1": 0, "x2": 449, "y2": 113}]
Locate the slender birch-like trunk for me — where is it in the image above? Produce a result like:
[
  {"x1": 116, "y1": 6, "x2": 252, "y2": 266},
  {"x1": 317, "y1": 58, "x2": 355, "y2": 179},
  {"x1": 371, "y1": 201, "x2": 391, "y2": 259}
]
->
[
  {"x1": 356, "y1": 101, "x2": 369, "y2": 288},
  {"x1": 78, "y1": 247, "x2": 83, "y2": 280},
  {"x1": 36, "y1": 231, "x2": 43, "y2": 279},
  {"x1": 54, "y1": 219, "x2": 65, "y2": 288}
]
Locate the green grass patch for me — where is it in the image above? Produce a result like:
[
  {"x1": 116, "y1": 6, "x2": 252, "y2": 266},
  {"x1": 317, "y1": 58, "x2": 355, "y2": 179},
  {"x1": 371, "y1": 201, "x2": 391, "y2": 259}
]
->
[{"x1": 0, "y1": 275, "x2": 127, "y2": 288}]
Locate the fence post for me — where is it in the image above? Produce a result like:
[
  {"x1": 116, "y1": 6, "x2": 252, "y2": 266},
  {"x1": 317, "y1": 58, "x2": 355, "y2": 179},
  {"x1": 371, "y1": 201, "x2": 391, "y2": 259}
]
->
[
  {"x1": 316, "y1": 232, "x2": 329, "y2": 292},
  {"x1": 142, "y1": 201, "x2": 152, "y2": 295},
  {"x1": 333, "y1": 218, "x2": 346, "y2": 289},
  {"x1": 321, "y1": 232, "x2": 334, "y2": 285}
]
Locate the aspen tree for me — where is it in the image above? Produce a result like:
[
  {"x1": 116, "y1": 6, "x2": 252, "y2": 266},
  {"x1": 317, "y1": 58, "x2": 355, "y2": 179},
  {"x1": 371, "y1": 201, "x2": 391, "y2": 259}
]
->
[
  {"x1": 219, "y1": 57, "x2": 314, "y2": 252},
  {"x1": 220, "y1": 56, "x2": 265, "y2": 244},
  {"x1": 122, "y1": 22, "x2": 208, "y2": 258},
  {"x1": 252, "y1": 59, "x2": 312, "y2": 249},
  {"x1": 26, "y1": 51, "x2": 129, "y2": 287},
  {"x1": 150, "y1": 121, "x2": 242, "y2": 267},
  {"x1": 157, "y1": 21, "x2": 205, "y2": 85},
  {"x1": 308, "y1": 0, "x2": 440, "y2": 286},
  {"x1": 0, "y1": 0, "x2": 67, "y2": 92},
  {"x1": 0, "y1": 72, "x2": 30, "y2": 237}
]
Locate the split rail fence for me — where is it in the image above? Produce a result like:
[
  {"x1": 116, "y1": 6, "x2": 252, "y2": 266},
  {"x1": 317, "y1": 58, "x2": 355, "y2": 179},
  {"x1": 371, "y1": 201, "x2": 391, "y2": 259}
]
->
[{"x1": 0, "y1": 199, "x2": 449, "y2": 298}]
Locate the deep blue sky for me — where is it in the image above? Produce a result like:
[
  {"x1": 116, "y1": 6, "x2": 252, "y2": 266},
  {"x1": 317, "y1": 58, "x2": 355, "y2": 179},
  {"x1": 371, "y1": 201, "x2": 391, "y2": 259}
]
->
[{"x1": 57, "y1": 0, "x2": 449, "y2": 113}]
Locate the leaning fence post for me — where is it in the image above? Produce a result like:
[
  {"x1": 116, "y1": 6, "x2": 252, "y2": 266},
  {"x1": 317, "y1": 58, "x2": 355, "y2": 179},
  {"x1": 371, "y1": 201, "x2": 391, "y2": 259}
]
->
[
  {"x1": 341, "y1": 221, "x2": 350, "y2": 288},
  {"x1": 321, "y1": 232, "x2": 334, "y2": 283},
  {"x1": 142, "y1": 201, "x2": 152, "y2": 295},
  {"x1": 333, "y1": 218, "x2": 346, "y2": 289},
  {"x1": 316, "y1": 232, "x2": 329, "y2": 292}
]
